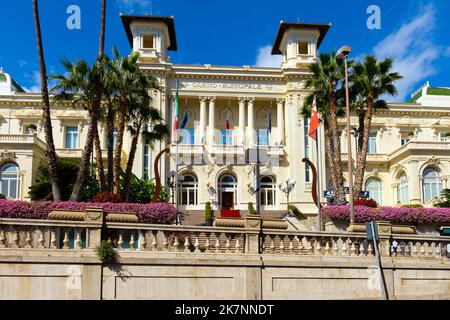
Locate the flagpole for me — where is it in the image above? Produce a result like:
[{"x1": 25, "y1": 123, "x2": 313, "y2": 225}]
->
[
  {"x1": 316, "y1": 120, "x2": 322, "y2": 231},
  {"x1": 175, "y1": 81, "x2": 180, "y2": 225}
]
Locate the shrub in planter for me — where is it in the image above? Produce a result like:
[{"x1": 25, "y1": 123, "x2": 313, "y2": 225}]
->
[
  {"x1": 92, "y1": 192, "x2": 120, "y2": 203},
  {"x1": 248, "y1": 202, "x2": 257, "y2": 215},
  {"x1": 289, "y1": 204, "x2": 306, "y2": 220},
  {"x1": 205, "y1": 202, "x2": 213, "y2": 225},
  {"x1": 354, "y1": 198, "x2": 378, "y2": 208},
  {"x1": 0, "y1": 194, "x2": 6, "y2": 200},
  {"x1": 95, "y1": 241, "x2": 115, "y2": 264}
]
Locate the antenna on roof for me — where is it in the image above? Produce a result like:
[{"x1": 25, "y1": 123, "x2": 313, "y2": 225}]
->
[{"x1": 297, "y1": 12, "x2": 299, "y2": 23}]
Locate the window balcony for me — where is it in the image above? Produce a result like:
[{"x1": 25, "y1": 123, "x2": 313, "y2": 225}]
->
[
  {"x1": 389, "y1": 141, "x2": 450, "y2": 161},
  {"x1": 56, "y1": 149, "x2": 83, "y2": 158},
  {"x1": 0, "y1": 134, "x2": 46, "y2": 151}
]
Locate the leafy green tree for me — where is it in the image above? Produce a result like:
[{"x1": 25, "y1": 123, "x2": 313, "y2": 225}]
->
[
  {"x1": 436, "y1": 189, "x2": 450, "y2": 208},
  {"x1": 123, "y1": 88, "x2": 169, "y2": 202},
  {"x1": 29, "y1": 159, "x2": 98, "y2": 201}
]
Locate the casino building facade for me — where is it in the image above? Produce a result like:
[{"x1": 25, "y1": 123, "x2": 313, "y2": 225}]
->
[{"x1": 0, "y1": 15, "x2": 449, "y2": 218}]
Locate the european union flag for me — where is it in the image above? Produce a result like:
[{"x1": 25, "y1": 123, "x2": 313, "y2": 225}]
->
[{"x1": 180, "y1": 109, "x2": 188, "y2": 129}]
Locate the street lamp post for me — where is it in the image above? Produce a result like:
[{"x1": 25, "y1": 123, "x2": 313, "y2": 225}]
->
[
  {"x1": 167, "y1": 174, "x2": 176, "y2": 205},
  {"x1": 278, "y1": 178, "x2": 296, "y2": 214},
  {"x1": 335, "y1": 45, "x2": 355, "y2": 225}
]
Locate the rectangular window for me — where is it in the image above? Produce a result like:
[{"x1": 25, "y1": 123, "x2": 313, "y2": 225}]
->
[
  {"x1": 298, "y1": 41, "x2": 309, "y2": 55},
  {"x1": 257, "y1": 129, "x2": 269, "y2": 146},
  {"x1": 65, "y1": 127, "x2": 78, "y2": 149},
  {"x1": 143, "y1": 144, "x2": 150, "y2": 180},
  {"x1": 368, "y1": 132, "x2": 377, "y2": 154},
  {"x1": 441, "y1": 133, "x2": 449, "y2": 142},
  {"x1": 143, "y1": 35, "x2": 154, "y2": 49},
  {"x1": 400, "y1": 137, "x2": 410, "y2": 146},
  {"x1": 304, "y1": 118, "x2": 311, "y2": 182},
  {"x1": 221, "y1": 130, "x2": 233, "y2": 145},
  {"x1": 106, "y1": 128, "x2": 118, "y2": 148}
]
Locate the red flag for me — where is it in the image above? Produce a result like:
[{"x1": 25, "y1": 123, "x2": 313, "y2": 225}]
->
[
  {"x1": 225, "y1": 110, "x2": 231, "y2": 130},
  {"x1": 309, "y1": 96, "x2": 319, "y2": 140}
]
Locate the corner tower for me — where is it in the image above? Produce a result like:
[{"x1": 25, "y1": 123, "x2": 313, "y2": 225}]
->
[
  {"x1": 120, "y1": 14, "x2": 178, "y2": 64},
  {"x1": 271, "y1": 21, "x2": 331, "y2": 69}
]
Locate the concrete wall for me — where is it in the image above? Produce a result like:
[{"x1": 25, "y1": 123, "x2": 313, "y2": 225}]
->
[{"x1": 1, "y1": 250, "x2": 449, "y2": 300}]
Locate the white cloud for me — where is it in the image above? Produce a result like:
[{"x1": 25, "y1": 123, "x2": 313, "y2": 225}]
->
[
  {"x1": 254, "y1": 45, "x2": 282, "y2": 68},
  {"x1": 18, "y1": 60, "x2": 28, "y2": 68},
  {"x1": 116, "y1": 0, "x2": 152, "y2": 13},
  {"x1": 22, "y1": 71, "x2": 41, "y2": 93},
  {"x1": 372, "y1": 4, "x2": 440, "y2": 100}
]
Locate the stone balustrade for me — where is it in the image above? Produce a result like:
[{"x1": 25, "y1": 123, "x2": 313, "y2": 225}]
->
[{"x1": 1, "y1": 208, "x2": 449, "y2": 260}]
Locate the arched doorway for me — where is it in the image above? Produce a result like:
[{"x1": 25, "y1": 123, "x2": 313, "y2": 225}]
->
[{"x1": 218, "y1": 174, "x2": 237, "y2": 210}]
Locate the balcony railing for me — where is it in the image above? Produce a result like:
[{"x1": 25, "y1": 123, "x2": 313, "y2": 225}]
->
[
  {"x1": 341, "y1": 141, "x2": 450, "y2": 163},
  {"x1": 0, "y1": 134, "x2": 47, "y2": 150},
  {"x1": 389, "y1": 141, "x2": 450, "y2": 160}
]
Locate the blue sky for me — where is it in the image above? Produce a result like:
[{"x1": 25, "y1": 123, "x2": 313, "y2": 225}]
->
[{"x1": 0, "y1": 0, "x2": 449, "y2": 101}]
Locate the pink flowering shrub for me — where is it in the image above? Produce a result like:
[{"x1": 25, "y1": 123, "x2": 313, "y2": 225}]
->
[
  {"x1": 0, "y1": 200, "x2": 177, "y2": 224},
  {"x1": 321, "y1": 205, "x2": 450, "y2": 224}
]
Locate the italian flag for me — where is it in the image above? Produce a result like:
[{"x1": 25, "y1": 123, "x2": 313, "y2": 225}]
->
[
  {"x1": 309, "y1": 95, "x2": 319, "y2": 140},
  {"x1": 226, "y1": 110, "x2": 231, "y2": 130}
]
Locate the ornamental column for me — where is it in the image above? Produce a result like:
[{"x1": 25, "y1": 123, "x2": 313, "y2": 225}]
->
[
  {"x1": 208, "y1": 97, "x2": 216, "y2": 145},
  {"x1": 247, "y1": 97, "x2": 255, "y2": 146},
  {"x1": 199, "y1": 96, "x2": 207, "y2": 144},
  {"x1": 238, "y1": 97, "x2": 246, "y2": 145},
  {"x1": 276, "y1": 98, "x2": 285, "y2": 146}
]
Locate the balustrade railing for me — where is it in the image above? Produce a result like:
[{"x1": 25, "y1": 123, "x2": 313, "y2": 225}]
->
[
  {"x1": 105, "y1": 223, "x2": 247, "y2": 254},
  {"x1": 1, "y1": 213, "x2": 449, "y2": 260},
  {"x1": 0, "y1": 218, "x2": 101, "y2": 250}
]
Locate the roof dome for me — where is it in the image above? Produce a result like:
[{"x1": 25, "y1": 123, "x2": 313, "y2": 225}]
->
[{"x1": 0, "y1": 71, "x2": 25, "y2": 94}]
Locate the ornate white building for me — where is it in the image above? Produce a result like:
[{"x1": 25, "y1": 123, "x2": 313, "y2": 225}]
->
[{"x1": 0, "y1": 15, "x2": 449, "y2": 219}]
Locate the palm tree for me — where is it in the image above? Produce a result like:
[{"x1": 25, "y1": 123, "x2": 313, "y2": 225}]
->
[
  {"x1": 304, "y1": 52, "x2": 347, "y2": 203},
  {"x1": 107, "y1": 48, "x2": 142, "y2": 195},
  {"x1": 51, "y1": 60, "x2": 105, "y2": 196},
  {"x1": 350, "y1": 55, "x2": 402, "y2": 197},
  {"x1": 65, "y1": 0, "x2": 107, "y2": 201},
  {"x1": 123, "y1": 89, "x2": 169, "y2": 202},
  {"x1": 32, "y1": 0, "x2": 63, "y2": 201},
  {"x1": 92, "y1": 0, "x2": 107, "y2": 193}
]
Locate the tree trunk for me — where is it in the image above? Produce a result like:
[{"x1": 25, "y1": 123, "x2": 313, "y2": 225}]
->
[
  {"x1": 70, "y1": 112, "x2": 97, "y2": 201},
  {"x1": 70, "y1": 0, "x2": 106, "y2": 201},
  {"x1": 323, "y1": 123, "x2": 340, "y2": 198},
  {"x1": 353, "y1": 100, "x2": 374, "y2": 198},
  {"x1": 106, "y1": 104, "x2": 114, "y2": 192},
  {"x1": 32, "y1": 0, "x2": 63, "y2": 202},
  {"x1": 123, "y1": 133, "x2": 139, "y2": 202},
  {"x1": 113, "y1": 98, "x2": 127, "y2": 195},
  {"x1": 93, "y1": 124, "x2": 106, "y2": 192},
  {"x1": 327, "y1": 93, "x2": 345, "y2": 203}
]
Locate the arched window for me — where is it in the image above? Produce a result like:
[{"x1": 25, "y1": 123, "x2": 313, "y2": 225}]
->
[
  {"x1": 366, "y1": 178, "x2": 383, "y2": 205},
  {"x1": 260, "y1": 176, "x2": 276, "y2": 207},
  {"x1": 0, "y1": 163, "x2": 20, "y2": 199},
  {"x1": 397, "y1": 173, "x2": 409, "y2": 205},
  {"x1": 179, "y1": 174, "x2": 198, "y2": 206},
  {"x1": 422, "y1": 168, "x2": 443, "y2": 203},
  {"x1": 219, "y1": 175, "x2": 237, "y2": 188}
]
